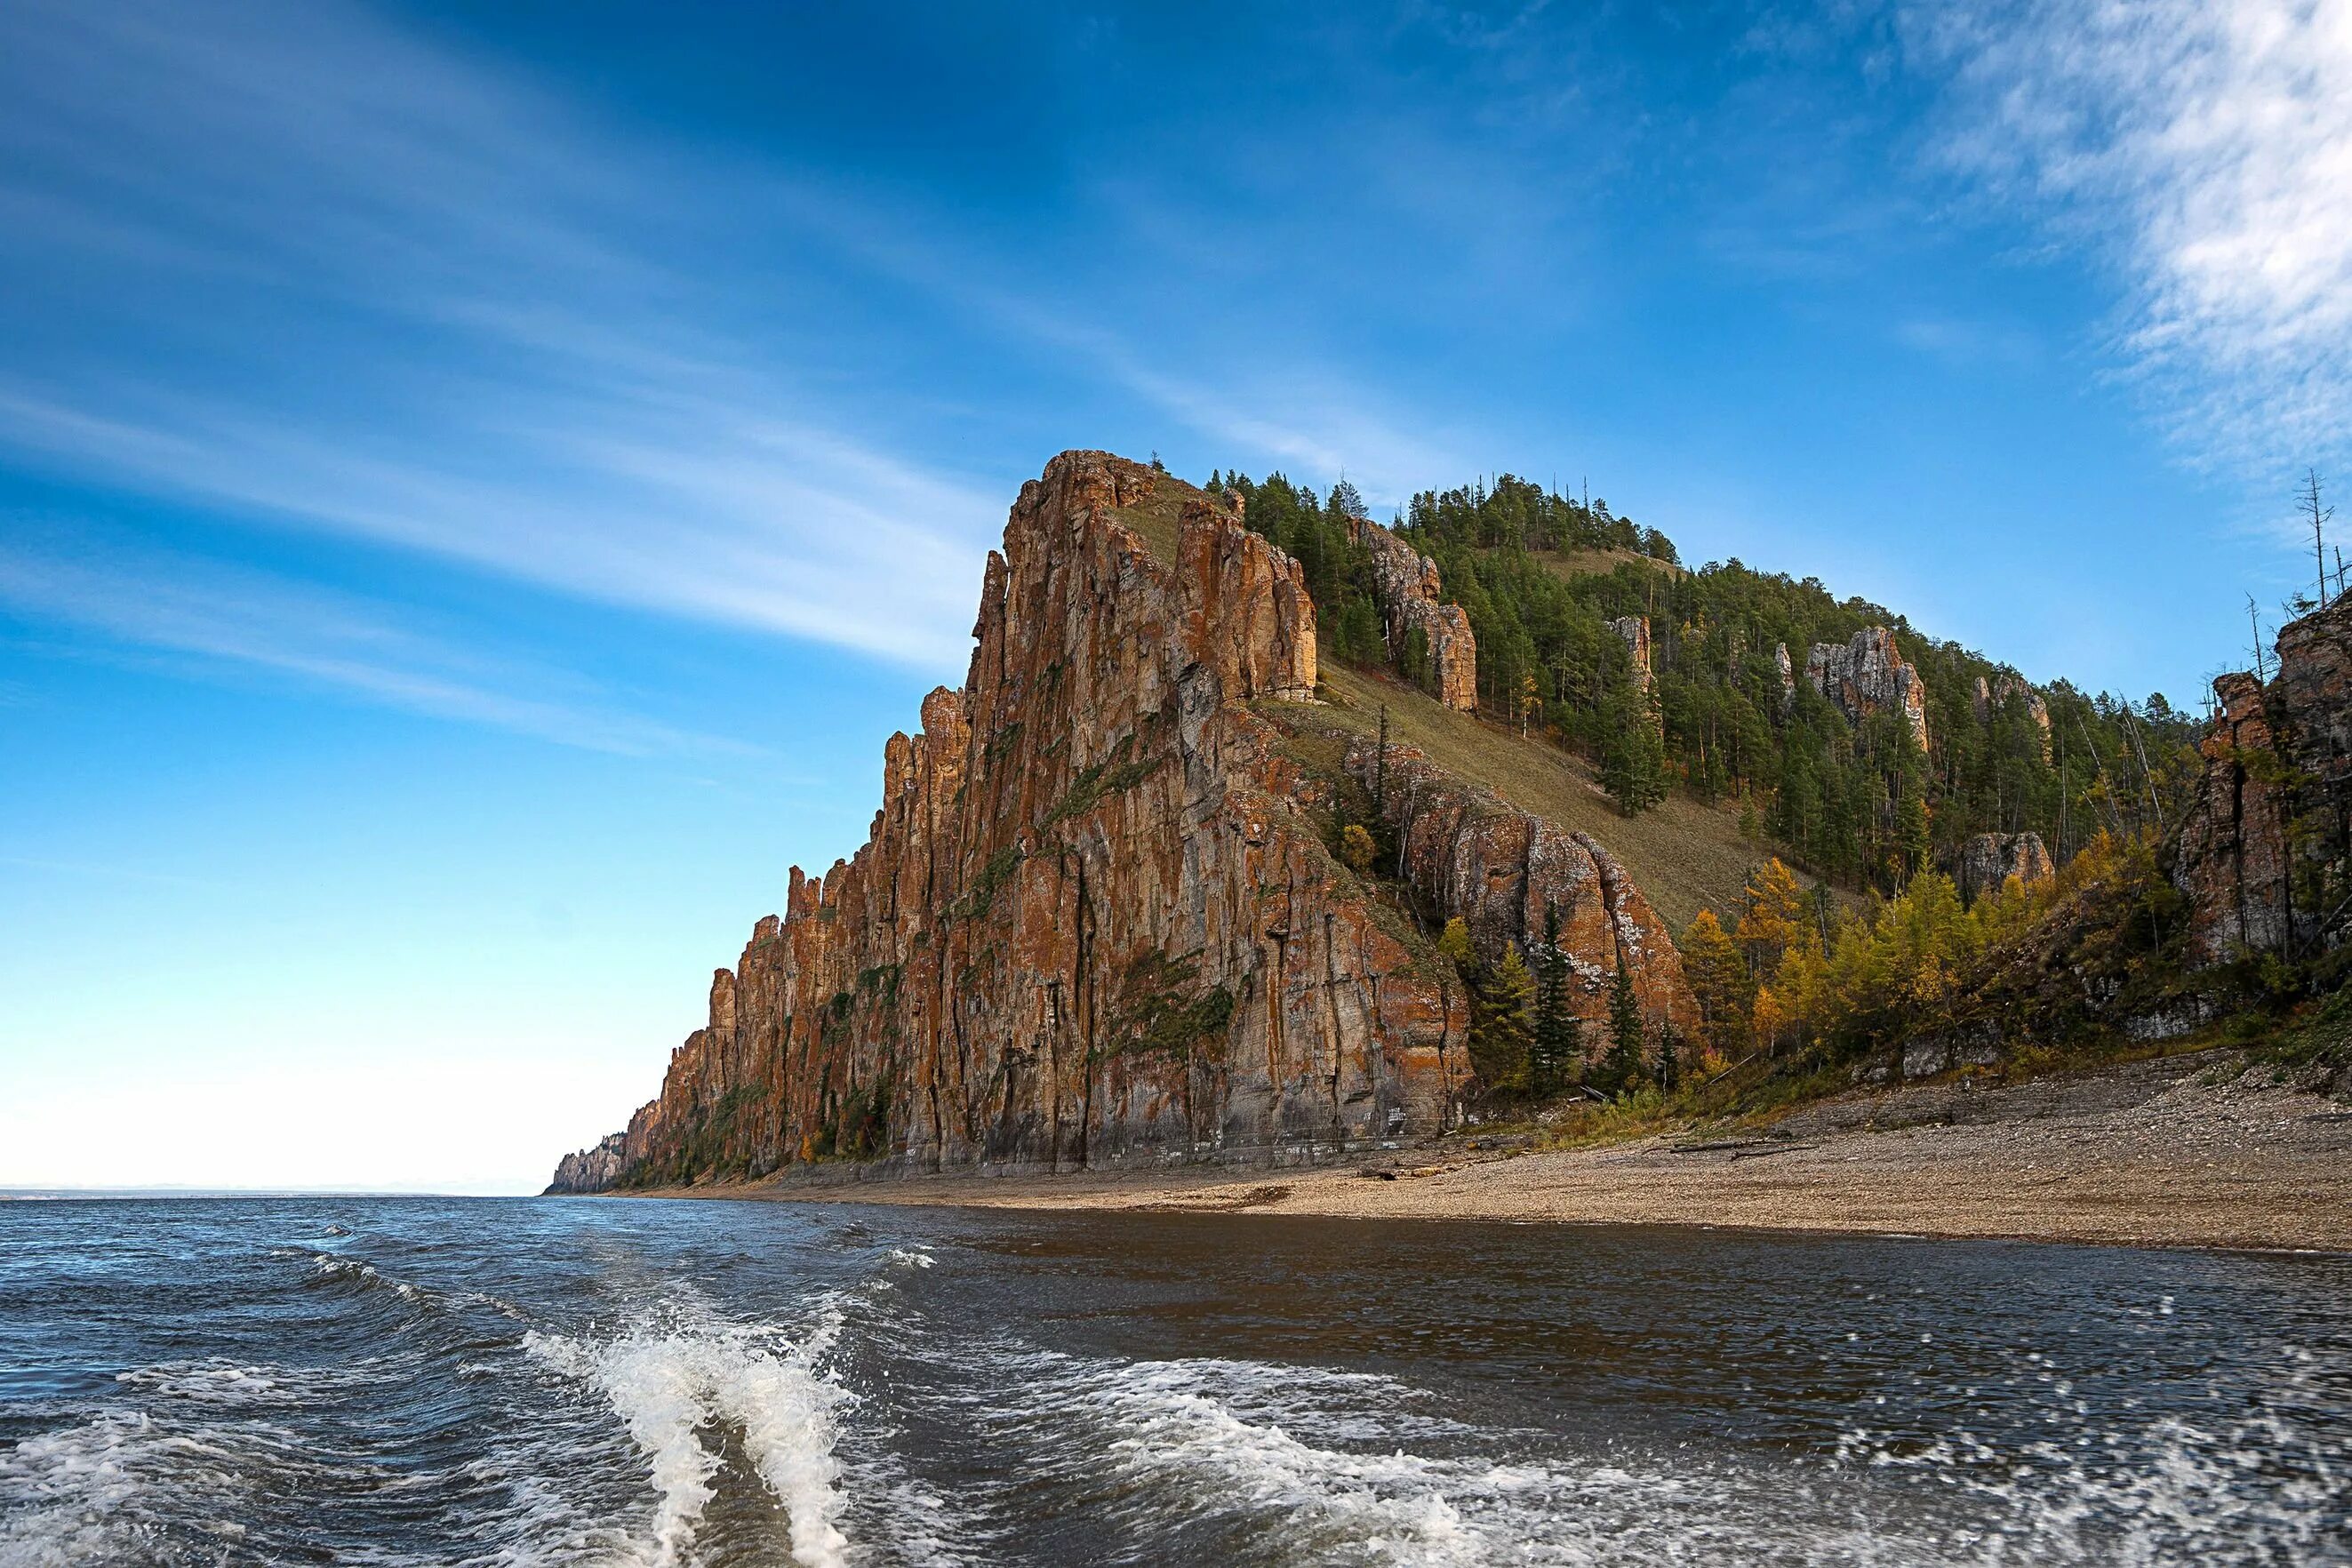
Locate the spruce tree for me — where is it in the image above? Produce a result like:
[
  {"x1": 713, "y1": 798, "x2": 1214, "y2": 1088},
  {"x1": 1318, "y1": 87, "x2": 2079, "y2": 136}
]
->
[
  {"x1": 1601, "y1": 955, "x2": 1645, "y2": 1096},
  {"x1": 1531, "y1": 901, "x2": 1580, "y2": 1094},
  {"x1": 1655, "y1": 1020, "x2": 1682, "y2": 1095}
]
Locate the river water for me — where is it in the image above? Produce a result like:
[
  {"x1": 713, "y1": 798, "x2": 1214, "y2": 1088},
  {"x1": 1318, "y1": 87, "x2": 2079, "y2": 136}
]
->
[{"x1": 1, "y1": 1196, "x2": 2347, "y2": 1565}]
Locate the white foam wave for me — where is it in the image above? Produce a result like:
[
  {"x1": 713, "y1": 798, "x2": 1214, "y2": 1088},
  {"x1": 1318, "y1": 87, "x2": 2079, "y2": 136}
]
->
[
  {"x1": 525, "y1": 1301, "x2": 852, "y2": 1568},
  {"x1": 0, "y1": 1412, "x2": 292, "y2": 1568},
  {"x1": 931, "y1": 1346, "x2": 2349, "y2": 1568},
  {"x1": 310, "y1": 1252, "x2": 425, "y2": 1303},
  {"x1": 111, "y1": 1358, "x2": 361, "y2": 1411}
]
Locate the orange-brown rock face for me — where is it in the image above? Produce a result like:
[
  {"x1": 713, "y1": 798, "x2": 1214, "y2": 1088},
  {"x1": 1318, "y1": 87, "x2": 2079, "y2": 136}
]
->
[
  {"x1": 1348, "y1": 516, "x2": 1478, "y2": 712},
  {"x1": 564, "y1": 453, "x2": 1471, "y2": 1189},
  {"x1": 2172, "y1": 590, "x2": 2352, "y2": 970},
  {"x1": 2177, "y1": 671, "x2": 2293, "y2": 963},
  {"x1": 1609, "y1": 615, "x2": 1652, "y2": 693},
  {"x1": 1343, "y1": 738, "x2": 1697, "y2": 1038}
]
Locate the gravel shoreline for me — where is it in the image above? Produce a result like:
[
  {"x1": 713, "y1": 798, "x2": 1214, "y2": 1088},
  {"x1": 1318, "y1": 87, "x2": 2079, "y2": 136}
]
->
[{"x1": 636, "y1": 1050, "x2": 2352, "y2": 1252}]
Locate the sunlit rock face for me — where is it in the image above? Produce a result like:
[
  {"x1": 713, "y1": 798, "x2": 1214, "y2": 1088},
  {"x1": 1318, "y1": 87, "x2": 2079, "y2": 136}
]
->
[
  {"x1": 1348, "y1": 516, "x2": 1478, "y2": 712},
  {"x1": 2176, "y1": 597, "x2": 2352, "y2": 966},
  {"x1": 1342, "y1": 737, "x2": 1697, "y2": 1039},
  {"x1": 562, "y1": 452, "x2": 1487, "y2": 1191},
  {"x1": 1610, "y1": 615, "x2": 1652, "y2": 694},
  {"x1": 1807, "y1": 628, "x2": 1930, "y2": 752},
  {"x1": 545, "y1": 1132, "x2": 627, "y2": 1195}
]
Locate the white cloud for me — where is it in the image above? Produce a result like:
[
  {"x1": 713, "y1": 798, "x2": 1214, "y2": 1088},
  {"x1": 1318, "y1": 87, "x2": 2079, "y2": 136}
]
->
[
  {"x1": 1911, "y1": 0, "x2": 2352, "y2": 470},
  {"x1": 0, "y1": 523, "x2": 744, "y2": 756},
  {"x1": 0, "y1": 0, "x2": 996, "y2": 671}
]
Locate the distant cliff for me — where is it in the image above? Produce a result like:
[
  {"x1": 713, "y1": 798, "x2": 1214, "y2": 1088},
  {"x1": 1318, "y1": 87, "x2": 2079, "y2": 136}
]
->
[
  {"x1": 546, "y1": 1133, "x2": 627, "y2": 1195},
  {"x1": 553, "y1": 452, "x2": 1693, "y2": 1192}
]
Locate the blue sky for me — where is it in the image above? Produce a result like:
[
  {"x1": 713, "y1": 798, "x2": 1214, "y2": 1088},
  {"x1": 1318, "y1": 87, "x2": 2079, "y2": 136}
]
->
[{"x1": 5, "y1": 0, "x2": 2348, "y2": 1191}]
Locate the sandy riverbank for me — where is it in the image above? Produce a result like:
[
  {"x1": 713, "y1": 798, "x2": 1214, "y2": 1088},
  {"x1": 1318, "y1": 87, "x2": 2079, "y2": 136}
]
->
[{"x1": 635, "y1": 1051, "x2": 2352, "y2": 1252}]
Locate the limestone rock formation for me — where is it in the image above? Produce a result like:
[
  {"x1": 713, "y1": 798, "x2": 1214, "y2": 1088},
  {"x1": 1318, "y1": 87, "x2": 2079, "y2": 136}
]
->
[
  {"x1": 1609, "y1": 615, "x2": 1652, "y2": 693},
  {"x1": 1955, "y1": 831, "x2": 2053, "y2": 904},
  {"x1": 1342, "y1": 738, "x2": 1697, "y2": 1037},
  {"x1": 2175, "y1": 596, "x2": 2352, "y2": 964},
  {"x1": 1972, "y1": 672, "x2": 2052, "y2": 761},
  {"x1": 1772, "y1": 643, "x2": 1796, "y2": 713},
  {"x1": 1348, "y1": 516, "x2": 1478, "y2": 711},
  {"x1": 1806, "y1": 628, "x2": 1930, "y2": 752},
  {"x1": 559, "y1": 453, "x2": 1492, "y2": 1192},
  {"x1": 546, "y1": 1132, "x2": 628, "y2": 1195}
]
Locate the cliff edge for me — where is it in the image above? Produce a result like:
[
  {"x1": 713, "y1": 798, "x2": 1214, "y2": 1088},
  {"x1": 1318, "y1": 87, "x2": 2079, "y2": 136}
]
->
[{"x1": 553, "y1": 452, "x2": 1692, "y2": 1191}]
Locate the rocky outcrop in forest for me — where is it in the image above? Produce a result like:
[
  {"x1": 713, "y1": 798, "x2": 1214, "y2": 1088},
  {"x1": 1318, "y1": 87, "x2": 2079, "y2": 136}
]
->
[
  {"x1": 1955, "y1": 831, "x2": 2054, "y2": 905},
  {"x1": 1973, "y1": 672, "x2": 2052, "y2": 762},
  {"x1": 551, "y1": 453, "x2": 1698, "y2": 1194},
  {"x1": 1807, "y1": 628, "x2": 1931, "y2": 752},
  {"x1": 1348, "y1": 515, "x2": 1478, "y2": 711},
  {"x1": 1610, "y1": 615, "x2": 1652, "y2": 693},
  {"x1": 1343, "y1": 738, "x2": 1696, "y2": 1036},
  {"x1": 2176, "y1": 596, "x2": 2352, "y2": 966}
]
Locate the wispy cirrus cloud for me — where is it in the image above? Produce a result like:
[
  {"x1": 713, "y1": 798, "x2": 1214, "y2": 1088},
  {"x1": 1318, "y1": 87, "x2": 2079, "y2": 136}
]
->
[
  {"x1": 0, "y1": 522, "x2": 744, "y2": 756},
  {"x1": 0, "y1": 0, "x2": 997, "y2": 670},
  {"x1": 1909, "y1": 0, "x2": 2352, "y2": 473}
]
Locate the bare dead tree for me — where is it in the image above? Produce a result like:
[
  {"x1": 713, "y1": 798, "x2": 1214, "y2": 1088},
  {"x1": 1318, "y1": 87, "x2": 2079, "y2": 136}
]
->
[
  {"x1": 2250, "y1": 595, "x2": 2270, "y2": 682},
  {"x1": 2304, "y1": 468, "x2": 2335, "y2": 610}
]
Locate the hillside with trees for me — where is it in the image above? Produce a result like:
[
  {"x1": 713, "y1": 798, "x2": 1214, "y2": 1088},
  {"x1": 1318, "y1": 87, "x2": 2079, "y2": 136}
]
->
[
  {"x1": 1212, "y1": 464, "x2": 2268, "y2": 1114},
  {"x1": 1212, "y1": 468, "x2": 2201, "y2": 899}
]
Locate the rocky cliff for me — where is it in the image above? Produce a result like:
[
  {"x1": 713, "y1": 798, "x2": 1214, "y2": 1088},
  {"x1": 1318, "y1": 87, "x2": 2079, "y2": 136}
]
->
[
  {"x1": 547, "y1": 1133, "x2": 628, "y2": 1195},
  {"x1": 1955, "y1": 831, "x2": 2054, "y2": 905},
  {"x1": 605, "y1": 452, "x2": 1455, "y2": 1187},
  {"x1": 1807, "y1": 628, "x2": 1930, "y2": 752},
  {"x1": 1348, "y1": 516, "x2": 1478, "y2": 711},
  {"x1": 553, "y1": 452, "x2": 1702, "y2": 1193},
  {"x1": 1973, "y1": 672, "x2": 2052, "y2": 762},
  {"x1": 1343, "y1": 738, "x2": 1696, "y2": 1037},
  {"x1": 2176, "y1": 597, "x2": 2352, "y2": 965}
]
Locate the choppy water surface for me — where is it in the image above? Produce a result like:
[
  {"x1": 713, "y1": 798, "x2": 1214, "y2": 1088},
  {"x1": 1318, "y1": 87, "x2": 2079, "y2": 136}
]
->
[{"x1": 1, "y1": 1197, "x2": 2347, "y2": 1565}]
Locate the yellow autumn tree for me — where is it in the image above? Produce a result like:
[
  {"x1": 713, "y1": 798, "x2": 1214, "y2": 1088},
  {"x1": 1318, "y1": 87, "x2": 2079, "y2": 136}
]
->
[
  {"x1": 1734, "y1": 857, "x2": 1810, "y2": 976},
  {"x1": 1678, "y1": 908, "x2": 1752, "y2": 1054}
]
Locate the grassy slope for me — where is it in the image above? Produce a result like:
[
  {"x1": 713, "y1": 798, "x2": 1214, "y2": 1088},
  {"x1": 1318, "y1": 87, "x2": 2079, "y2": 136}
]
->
[
  {"x1": 1520, "y1": 546, "x2": 1680, "y2": 584},
  {"x1": 1113, "y1": 466, "x2": 1787, "y2": 929},
  {"x1": 1266, "y1": 662, "x2": 1807, "y2": 931}
]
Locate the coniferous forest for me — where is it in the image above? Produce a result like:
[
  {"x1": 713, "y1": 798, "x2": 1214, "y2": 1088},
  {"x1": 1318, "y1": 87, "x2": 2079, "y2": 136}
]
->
[{"x1": 1212, "y1": 468, "x2": 2203, "y2": 900}]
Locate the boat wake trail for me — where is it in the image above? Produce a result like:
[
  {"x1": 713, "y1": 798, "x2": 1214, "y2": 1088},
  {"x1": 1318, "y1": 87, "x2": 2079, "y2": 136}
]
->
[{"x1": 527, "y1": 1300, "x2": 852, "y2": 1568}]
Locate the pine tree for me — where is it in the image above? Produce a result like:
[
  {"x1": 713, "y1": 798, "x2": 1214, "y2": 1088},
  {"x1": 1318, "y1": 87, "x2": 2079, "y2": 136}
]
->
[
  {"x1": 1600, "y1": 680, "x2": 1668, "y2": 815},
  {"x1": 1655, "y1": 1020, "x2": 1682, "y2": 1094},
  {"x1": 1530, "y1": 901, "x2": 1580, "y2": 1093}
]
